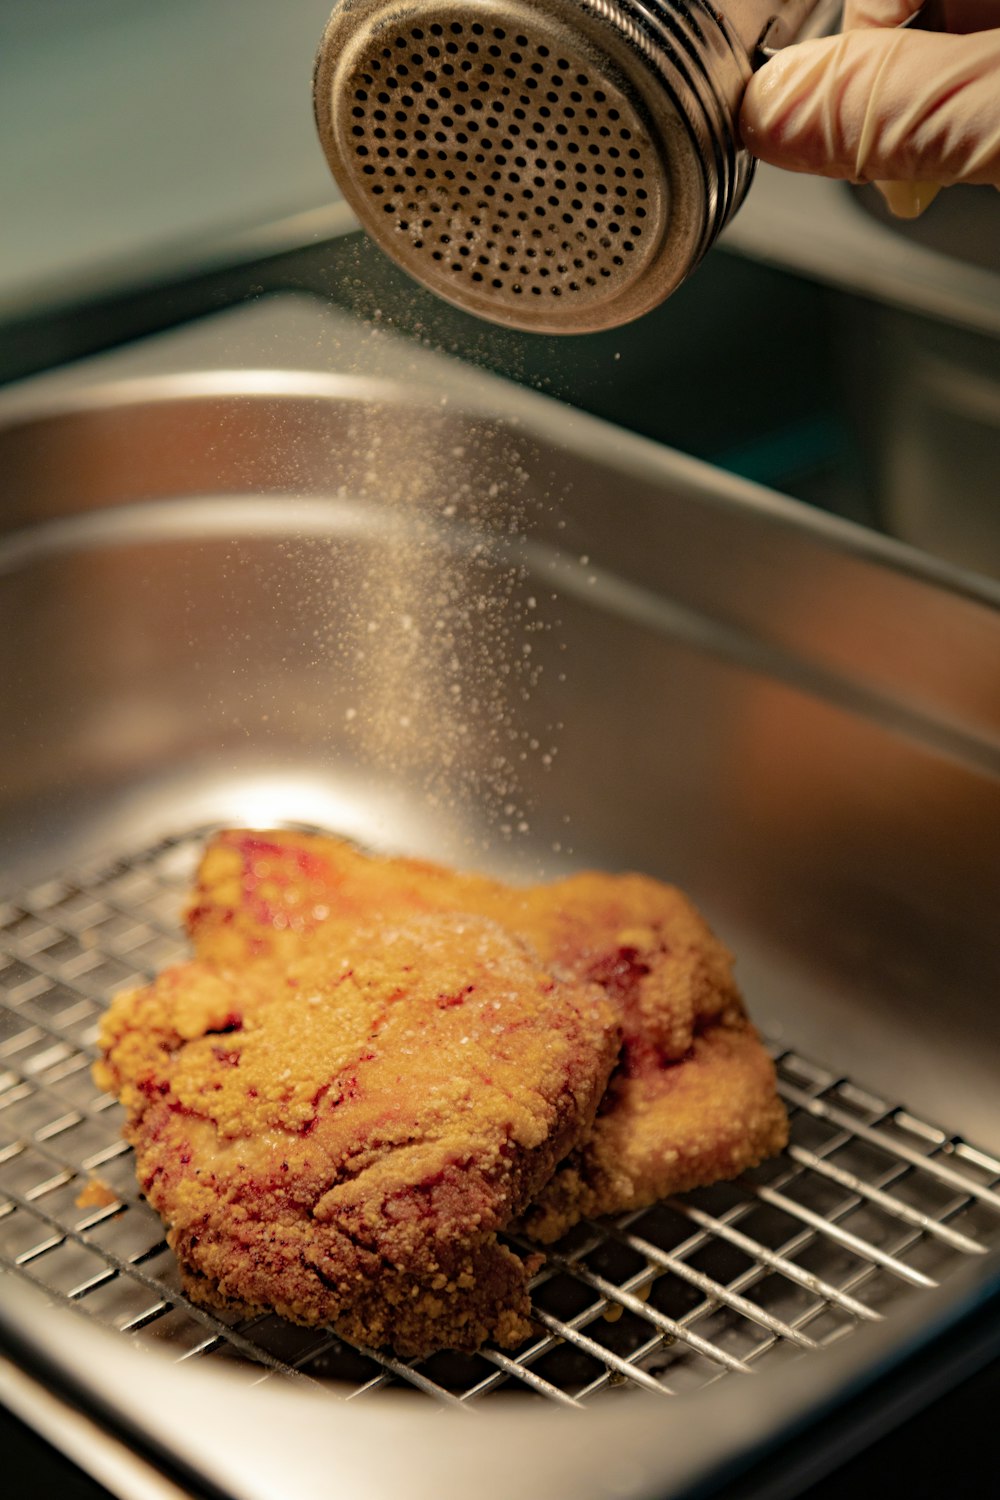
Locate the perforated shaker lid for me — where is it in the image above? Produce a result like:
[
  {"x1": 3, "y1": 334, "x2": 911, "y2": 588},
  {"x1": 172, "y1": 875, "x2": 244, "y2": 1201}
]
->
[{"x1": 313, "y1": 0, "x2": 723, "y2": 333}]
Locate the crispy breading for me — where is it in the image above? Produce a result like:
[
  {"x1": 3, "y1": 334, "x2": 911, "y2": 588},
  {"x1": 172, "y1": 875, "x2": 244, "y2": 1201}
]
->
[
  {"x1": 188, "y1": 831, "x2": 787, "y2": 1236},
  {"x1": 96, "y1": 914, "x2": 618, "y2": 1355},
  {"x1": 520, "y1": 1018, "x2": 787, "y2": 1241}
]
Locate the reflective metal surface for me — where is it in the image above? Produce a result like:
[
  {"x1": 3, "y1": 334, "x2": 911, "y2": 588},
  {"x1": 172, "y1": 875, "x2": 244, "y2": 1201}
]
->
[
  {"x1": 4, "y1": 826, "x2": 996, "y2": 1405},
  {"x1": 313, "y1": 0, "x2": 820, "y2": 330},
  {"x1": 1, "y1": 295, "x2": 999, "y2": 1498},
  {"x1": 1, "y1": 293, "x2": 998, "y2": 1129}
]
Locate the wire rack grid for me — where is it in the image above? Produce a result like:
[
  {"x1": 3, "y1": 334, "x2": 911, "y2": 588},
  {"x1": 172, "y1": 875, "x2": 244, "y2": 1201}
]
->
[{"x1": 1, "y1": 830, "x2": 999, "y2": 1407}]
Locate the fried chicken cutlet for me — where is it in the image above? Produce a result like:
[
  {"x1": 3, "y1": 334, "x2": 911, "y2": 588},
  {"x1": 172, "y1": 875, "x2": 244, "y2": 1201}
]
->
[
  {"x1": 96, "y1": 915, "x2": 618, "y2": 1355},
  {"x1": 188, "y1": 830, "x2": 788, "y2": 1239}
]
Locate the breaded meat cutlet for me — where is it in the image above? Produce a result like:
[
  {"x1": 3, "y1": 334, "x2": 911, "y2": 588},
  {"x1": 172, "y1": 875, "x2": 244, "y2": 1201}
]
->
[
  {"x1": 188, "y1": 830, "x2": 787, "y2": 1238},
  {"x1": 96, "y1": 914, "x2": 618, "y2": 1355}
]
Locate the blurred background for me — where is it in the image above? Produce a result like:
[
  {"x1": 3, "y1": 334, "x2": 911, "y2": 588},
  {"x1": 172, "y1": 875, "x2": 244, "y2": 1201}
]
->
[{"x1": 2, "y1": 0, "x2": 999, "y2": 578}]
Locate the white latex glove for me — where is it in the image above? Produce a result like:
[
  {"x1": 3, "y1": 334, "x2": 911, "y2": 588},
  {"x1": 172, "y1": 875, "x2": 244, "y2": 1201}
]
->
[{"x1": 740, "y1": 0, "x2": 1000, "y2": 217}]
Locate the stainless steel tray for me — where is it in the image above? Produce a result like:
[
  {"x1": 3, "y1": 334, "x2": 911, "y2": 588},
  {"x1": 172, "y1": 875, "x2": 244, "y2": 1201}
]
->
[{"x1": 1, "y1": 295, "x2": 998, "y2": 1500}]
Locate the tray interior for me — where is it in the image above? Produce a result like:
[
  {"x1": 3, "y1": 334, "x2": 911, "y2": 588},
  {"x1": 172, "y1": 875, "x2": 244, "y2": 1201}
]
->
[
  {"x1": 1, "y1": 299, "x2": 999, "y2": 1437},
  {"x1": 2, "y1": 826, "x2": 999, "y2": 1406}
]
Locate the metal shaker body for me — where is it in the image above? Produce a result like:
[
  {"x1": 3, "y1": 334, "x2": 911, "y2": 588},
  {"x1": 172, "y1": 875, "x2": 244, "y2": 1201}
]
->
[{"x1": 314, "y1": 0, "x2": 823, "y2": 332}]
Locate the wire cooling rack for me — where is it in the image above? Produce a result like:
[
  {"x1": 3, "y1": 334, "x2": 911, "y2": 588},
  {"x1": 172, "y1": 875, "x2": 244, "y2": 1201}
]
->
[{"x1": 2, "y1": 830, "x2": 999, "y2": 1406}]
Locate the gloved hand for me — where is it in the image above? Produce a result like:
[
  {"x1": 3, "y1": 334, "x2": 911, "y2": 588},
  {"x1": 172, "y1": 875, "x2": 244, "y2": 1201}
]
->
[{"x1": 740, "y1": 0, "x2": 1000, "y2": 217}]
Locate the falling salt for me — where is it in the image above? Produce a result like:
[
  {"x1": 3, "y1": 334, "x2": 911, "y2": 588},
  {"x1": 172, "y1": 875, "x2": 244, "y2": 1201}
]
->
[{"x1": 288, "y1": 320, "x2": 581, "y2": 852}]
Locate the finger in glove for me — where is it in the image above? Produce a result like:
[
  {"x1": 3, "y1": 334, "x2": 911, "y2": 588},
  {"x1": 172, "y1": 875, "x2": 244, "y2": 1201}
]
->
[{"x1": 740, "y1": 29, "x2": 1000, "y2": 196}]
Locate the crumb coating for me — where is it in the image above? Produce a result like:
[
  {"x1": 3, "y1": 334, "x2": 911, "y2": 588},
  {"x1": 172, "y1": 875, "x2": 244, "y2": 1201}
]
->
[
  {"x1": 96, "y1": 914, "x2": 618, "y2": 1355},
  {"x1": 187, "y1": 831, "x2": 787, "y2": 1236}
]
